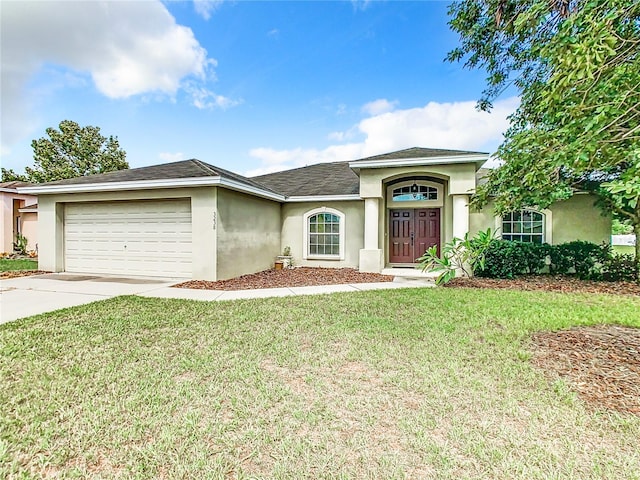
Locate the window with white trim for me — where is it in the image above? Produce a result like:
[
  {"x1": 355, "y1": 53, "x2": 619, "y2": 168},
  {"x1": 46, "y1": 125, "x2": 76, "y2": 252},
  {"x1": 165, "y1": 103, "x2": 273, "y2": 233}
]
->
[
  {"x1": 502, "y1": 210, "x2": 545, "y2": 244},
  {"x1": 303, "y1": 208, "x2": 345, "y2": 260}
]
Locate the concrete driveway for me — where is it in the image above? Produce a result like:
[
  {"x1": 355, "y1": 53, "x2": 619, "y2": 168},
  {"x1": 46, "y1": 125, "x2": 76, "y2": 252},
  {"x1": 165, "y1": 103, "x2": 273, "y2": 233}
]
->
[{"x1": 0, "y1": 273, "x2": 177, "y2": 324}]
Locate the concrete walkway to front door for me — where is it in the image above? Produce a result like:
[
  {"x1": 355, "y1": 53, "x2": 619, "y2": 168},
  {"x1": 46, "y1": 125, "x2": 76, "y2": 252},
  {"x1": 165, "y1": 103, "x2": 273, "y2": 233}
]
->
[{"x1": 1, "y1": 273, "x2": 434, "y2": 325}]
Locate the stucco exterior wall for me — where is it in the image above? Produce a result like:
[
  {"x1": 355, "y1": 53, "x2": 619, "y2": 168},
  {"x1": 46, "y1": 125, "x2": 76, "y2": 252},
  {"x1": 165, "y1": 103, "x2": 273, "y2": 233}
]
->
[
  {"x1": 20, "y1": 212, "x2": 38, "y2": 252},
  {"x1": 216, "y1": 188, "x2": 281, "y2": 280},
  {"x1": 358, "y1": 163, "x2": 477, "y2": 198},
  {"x1": 469, "y1": 194, "x2": 611, "y2": 245},
  {"x1": 281, "y1": 201, "x2": 364, "y2": 268},
  {"x1": 550, "y1": 194, "x2": 611, "y2": 244},
  {"x1": 0, "y1": 192, "x2": 38, "y2": 252},
  {"x1": 36, "y1": 187, "x2": 218, "y2": 279}
]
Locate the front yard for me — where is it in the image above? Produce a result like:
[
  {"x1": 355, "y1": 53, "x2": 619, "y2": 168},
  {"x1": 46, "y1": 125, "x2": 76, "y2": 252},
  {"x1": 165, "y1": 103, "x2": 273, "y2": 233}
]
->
[{"x1": 1, "y1": 288, "x2": 639, "y2": 479}]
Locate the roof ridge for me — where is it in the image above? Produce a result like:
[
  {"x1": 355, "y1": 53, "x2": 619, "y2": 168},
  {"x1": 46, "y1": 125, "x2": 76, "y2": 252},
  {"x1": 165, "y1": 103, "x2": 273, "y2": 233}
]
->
[{"x1": 188, "y1": 159, "x2": 220, "y2": 176}]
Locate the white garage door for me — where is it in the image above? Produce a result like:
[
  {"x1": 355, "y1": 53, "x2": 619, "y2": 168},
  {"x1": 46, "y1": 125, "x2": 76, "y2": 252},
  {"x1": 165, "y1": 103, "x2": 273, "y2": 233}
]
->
[{"x1": 64, "y1": 199, "x2": 192, "y2": 278}]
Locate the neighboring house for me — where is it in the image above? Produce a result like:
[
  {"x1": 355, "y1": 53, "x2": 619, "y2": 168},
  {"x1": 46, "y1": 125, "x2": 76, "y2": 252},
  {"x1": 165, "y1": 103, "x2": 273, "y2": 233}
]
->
[
  {"x1": 0, "y1": 181, "x2": 38, "y2": 253},
  {"x1": 19, "y1": 147, "x2": 610, "y2": 280}
]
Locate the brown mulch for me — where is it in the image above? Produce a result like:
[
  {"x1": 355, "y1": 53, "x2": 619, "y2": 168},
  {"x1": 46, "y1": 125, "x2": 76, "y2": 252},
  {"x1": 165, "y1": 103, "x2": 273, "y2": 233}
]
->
[
  {"x1": 0, "y1": 270, "x2": 49, "y2": 279},
  {"x1": 445, "y1": 275, "x2": 640, "y2": 296},
  {"x1": 174, "y1": 267, "x2": 394, "y2": 291},
  {"x1": 531, "y1": 325, "x2": 640, "y2": 416}
]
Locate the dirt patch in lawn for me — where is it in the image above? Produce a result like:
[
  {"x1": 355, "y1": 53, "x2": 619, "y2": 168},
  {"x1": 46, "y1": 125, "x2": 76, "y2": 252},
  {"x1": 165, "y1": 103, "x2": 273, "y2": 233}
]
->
[
  {"x1": 175, "y1": 267, "x2": 394, "y2": 291},
  {"x1": 0, "y1": 270, "x2": 49, "y2": 279},
  {"x1": 532, "y1": 325, "x2": 640, "y2": 416},
  {"x1": 445, "y1": 275, "x2": 640, "y2": 296}
]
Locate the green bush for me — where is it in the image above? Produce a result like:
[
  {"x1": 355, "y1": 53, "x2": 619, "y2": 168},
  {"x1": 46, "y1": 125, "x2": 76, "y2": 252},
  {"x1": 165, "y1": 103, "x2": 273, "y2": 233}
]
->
[
  {"x1": 13, "y1": 234, "x2": 28, "y2": 255},
  {"x1": 424, "y1": 234, "x2": 636, "y2": 283},
  {"x1": 602, "y1": 254, "x2": 639, "y2": 282},
  {"x1": 476, "y1": 240, "x2": 615, "y2": 280},
  {"x1": 475, "y1": 241, "x2": 548, "y2": 278},
  {"x1": 418, "y1": 228, "x2": 498, "y2": 285},
  {"x1": 549, "y1": 241, "x2": 610, "y2": 279}
]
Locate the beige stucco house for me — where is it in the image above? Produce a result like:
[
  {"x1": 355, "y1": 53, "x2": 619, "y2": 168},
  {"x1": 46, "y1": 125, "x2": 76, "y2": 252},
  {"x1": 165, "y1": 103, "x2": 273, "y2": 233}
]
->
[
  {"x1": 19, "y1": 147, "x2": 610, "y2": 280},
  {"x1": 0, "y1": 181, "x2": 38, "y2": 254}
]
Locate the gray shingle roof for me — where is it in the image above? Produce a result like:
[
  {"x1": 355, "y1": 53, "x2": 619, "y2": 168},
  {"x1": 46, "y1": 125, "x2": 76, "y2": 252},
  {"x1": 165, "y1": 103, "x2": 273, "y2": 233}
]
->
[
  {"x1": 350, "y1": 147, "x2": 487, "y2": 163},
  {"x1": 252, "y1": 162, "x2": 360, "y2": 197},
  {"x1": 37, "y1": 159, "x2": 279, "y2": 194},
  {"x1": 476, "y1": 168, "x2": 491, "y2": 187},
  {"x1": 0, "y1": 181, "x2": 33, "y2": 189},
  {"x1": 28, "y1": 148, "x2": 489, "y2": 198}
]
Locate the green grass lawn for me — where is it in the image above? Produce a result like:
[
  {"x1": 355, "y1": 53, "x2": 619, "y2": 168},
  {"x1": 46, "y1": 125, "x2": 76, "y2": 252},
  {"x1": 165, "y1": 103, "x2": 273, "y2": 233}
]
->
[
  {"x1": 0, "y1": 258, "x2": 38, "y2": 271},
  {"x1": 1, "y1": 288, "x2": 639, "y2": 479},
  {"x1": 613, "y1": 245, "x2": 636, "y2": 256}
]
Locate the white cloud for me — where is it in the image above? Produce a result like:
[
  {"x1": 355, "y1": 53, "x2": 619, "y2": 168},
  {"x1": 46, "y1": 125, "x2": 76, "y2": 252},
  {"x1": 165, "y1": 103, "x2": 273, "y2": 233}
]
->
[
  {"x1": 351, "y1": 0, "x2": 372, "y2": 12},
  {"x1": 159, "y1": 152, "x2": 186, "y2": 162},
  {"x1": 247, "y1": 97, "x2": 519, "y2": 176},
  {"x1": 267, "y1": 28, "x2": 280, "y2": 38},
  {"x1": 193, "y1": 0, "x2": 223, "y2": 20},
  {"x1": 186, "y1": 85, "x2": 242, "y2": 110},
  {"x1": 362, "y1": 98, "x2": 398, "y2": 116},
  {"x1": 1, "y1": 0, "x2": 220, "y2": 151},
  {"x1": 246, "y1": 144, "x2": 366, "y2": 176}
]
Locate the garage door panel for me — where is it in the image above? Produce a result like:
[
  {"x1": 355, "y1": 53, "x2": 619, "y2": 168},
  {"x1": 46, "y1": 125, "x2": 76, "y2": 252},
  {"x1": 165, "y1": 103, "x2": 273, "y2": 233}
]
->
[{"x1": 64, "y1": 200, "x2": 192, "y2": 278}]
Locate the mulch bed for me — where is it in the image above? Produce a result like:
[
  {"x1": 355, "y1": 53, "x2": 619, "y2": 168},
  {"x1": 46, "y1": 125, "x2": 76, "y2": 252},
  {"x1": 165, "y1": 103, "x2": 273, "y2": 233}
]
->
[
  {"x1": 531, "y1": 325, "x2": 640, "y2": 416},
  {"x1": 445, "y1": 275, "x2": 640, "y2": 296},
  {"x1": 0, "y1": 270, "x2": 49, "y2": 279},
  {"x1": 174, "y1": 267, "x2": 394, "y2": 291}
]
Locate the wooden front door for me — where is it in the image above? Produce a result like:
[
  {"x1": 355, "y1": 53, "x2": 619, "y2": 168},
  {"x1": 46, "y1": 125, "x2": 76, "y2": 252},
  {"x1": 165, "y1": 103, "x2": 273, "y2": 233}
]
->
[{"x1": 389, "y1": 208, "x2": 440, "y2": 263}]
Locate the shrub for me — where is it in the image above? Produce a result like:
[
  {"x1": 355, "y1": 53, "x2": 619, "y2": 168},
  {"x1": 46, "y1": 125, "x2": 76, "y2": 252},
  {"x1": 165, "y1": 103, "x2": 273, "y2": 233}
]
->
[
  {"x1": 549, "y1": 241, "x2": 610, "y2": 279},
  {"x1": 602, "y1": 254, "x2": 639, "y2": 282},
  {"x1": 417, "y1": 228, "x2": 498, "y2": 285},
  {"x1": 422, "y1": 234, "x2": 635, "y2": 283},
  {"x1": 475, "y1": 240, "x2": 549, "y2": 279},
  {"x1": 13, "y1": 234, "x2": 28, "y2": 255}
]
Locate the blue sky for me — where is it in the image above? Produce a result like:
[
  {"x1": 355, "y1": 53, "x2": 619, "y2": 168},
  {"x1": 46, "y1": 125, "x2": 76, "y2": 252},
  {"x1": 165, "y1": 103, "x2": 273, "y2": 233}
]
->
[{"x1": 1, "y1": 1, "x2": 518, "y2": 177}]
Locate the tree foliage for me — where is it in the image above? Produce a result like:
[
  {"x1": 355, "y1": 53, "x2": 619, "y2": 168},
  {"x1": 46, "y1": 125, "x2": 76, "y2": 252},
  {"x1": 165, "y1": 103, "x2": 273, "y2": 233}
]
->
[
  {"x1": 1, "y1": 120, "x2": 128, "y2": 183},
  {"x1": 448, "y1": 0, "x2": 640, "y2": 258}
]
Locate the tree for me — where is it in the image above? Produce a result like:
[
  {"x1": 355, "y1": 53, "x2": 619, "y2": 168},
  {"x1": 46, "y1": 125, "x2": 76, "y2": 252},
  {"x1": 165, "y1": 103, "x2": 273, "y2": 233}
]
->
[
  {"x1": 0, "y1": 168, "x2": 27, "y2": 183},
  {"x1": 1, "y1": 120, "x2": 129, "y2": 183},
  {"x1": 447, "y1": 0, "x2": 640, "y2": 259}
]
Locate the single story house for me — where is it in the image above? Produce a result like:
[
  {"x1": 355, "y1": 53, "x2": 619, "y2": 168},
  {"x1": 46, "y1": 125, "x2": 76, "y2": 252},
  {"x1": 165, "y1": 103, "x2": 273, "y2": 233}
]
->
[
  {"x1": 19, "y1": 147, "x2": 610, "y2": 280},
  {"x1": 0, "y1": 181, "x2": 38, "y2": 253}
]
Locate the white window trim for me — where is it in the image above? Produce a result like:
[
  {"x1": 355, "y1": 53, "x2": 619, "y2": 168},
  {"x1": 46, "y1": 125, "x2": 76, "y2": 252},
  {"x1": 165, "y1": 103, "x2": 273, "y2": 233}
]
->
[
  {"x1": 494, "y1": 208, "x2": 553, "y2": 244},
  {"x1": 303, "y1": 207, "x2": 345, "y2": 260}
]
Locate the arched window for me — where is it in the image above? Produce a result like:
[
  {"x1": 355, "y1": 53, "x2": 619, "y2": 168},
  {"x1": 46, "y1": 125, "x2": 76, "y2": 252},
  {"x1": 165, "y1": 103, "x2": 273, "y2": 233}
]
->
[
  {"x1": 392, "y1": 184, "x2": 438, "y2": 201},
  {"x1": 303, "y1": 208, "x2": 345, "y2": 259},
  {"x1": 502, "y1": 209, "x2": 545, "y2": 244}
]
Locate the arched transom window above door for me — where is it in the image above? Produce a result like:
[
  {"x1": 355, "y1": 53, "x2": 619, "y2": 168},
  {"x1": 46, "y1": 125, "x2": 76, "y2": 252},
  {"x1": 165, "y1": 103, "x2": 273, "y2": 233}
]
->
[
  {"x1": 392, "y1": 184, "x2": 438, "y2": 201},
  {"x1": 386, "y1": 180, "x2": 443, "y2": 207}
]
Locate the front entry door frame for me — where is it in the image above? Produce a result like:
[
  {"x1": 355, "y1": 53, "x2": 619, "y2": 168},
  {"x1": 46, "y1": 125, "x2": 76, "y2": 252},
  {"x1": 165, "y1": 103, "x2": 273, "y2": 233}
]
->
[{"x1": 388, "y1": 208, "x2": 441, "y2": 265}]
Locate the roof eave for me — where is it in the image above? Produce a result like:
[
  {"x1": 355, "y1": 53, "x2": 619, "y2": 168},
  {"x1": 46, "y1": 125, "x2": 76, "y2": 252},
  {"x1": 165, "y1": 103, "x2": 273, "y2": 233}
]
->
[
  {"x1": 349, "y1": 154, "x2": 489, "y2": 172},
  {"x1": 286, "y1": 194, "x2": 361, "y2": 202},
  {"x1": 17, "y1": 176, "x2": 286, "y2": 202}
]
